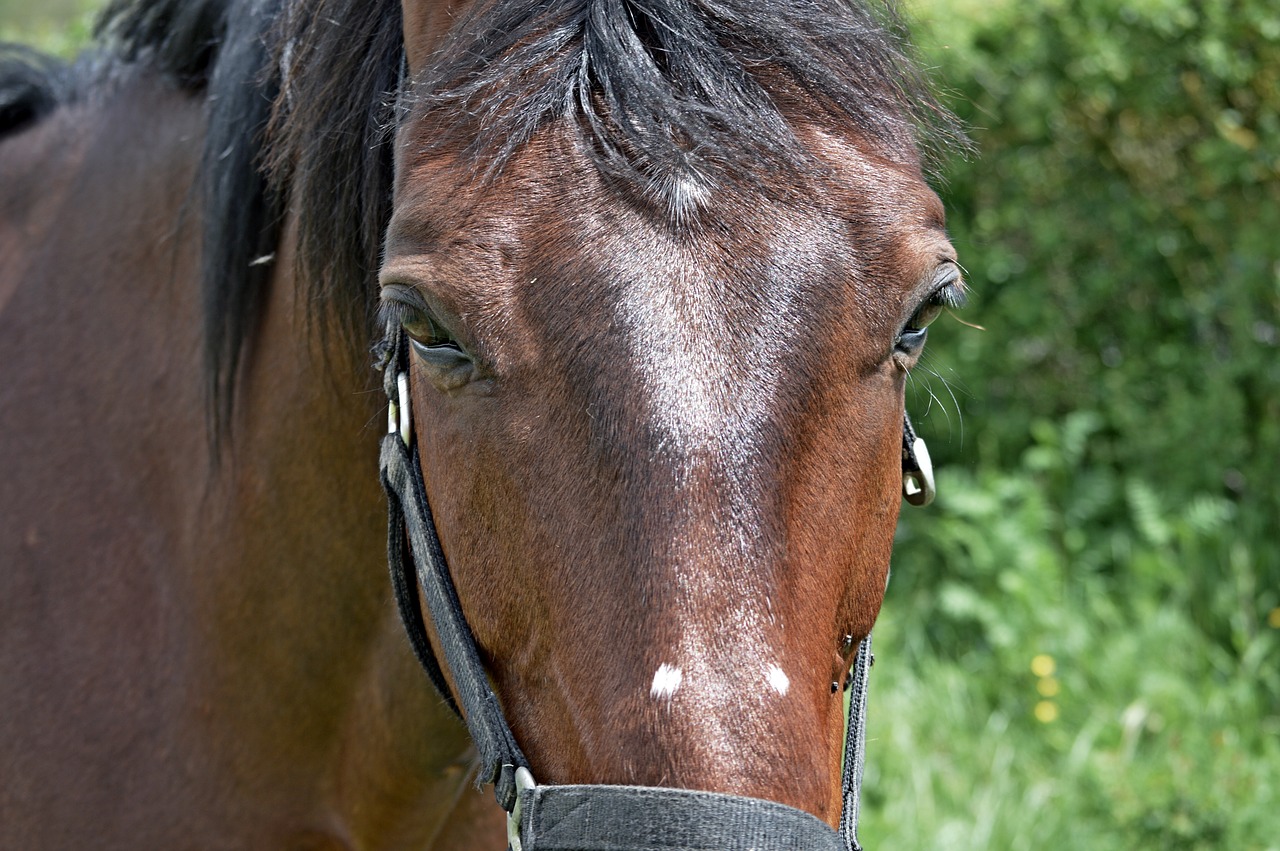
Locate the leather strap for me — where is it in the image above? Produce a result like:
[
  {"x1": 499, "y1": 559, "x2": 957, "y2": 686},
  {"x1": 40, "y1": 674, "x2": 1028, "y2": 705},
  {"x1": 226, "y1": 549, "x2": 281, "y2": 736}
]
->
[
  {"x1": 382, "y1": 429, "x2": 529, "y2": 809},
  {"x1": 839, "y1": 635, "x2": 873, "y2": 851}
]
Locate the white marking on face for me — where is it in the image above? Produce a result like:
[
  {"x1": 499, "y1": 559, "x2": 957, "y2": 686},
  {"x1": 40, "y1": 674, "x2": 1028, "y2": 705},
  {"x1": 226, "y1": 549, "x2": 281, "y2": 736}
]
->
[
  {"x1": 650, "y1": 664, "x2": 683, "y2": 699},
  {"x1": 615, "y1": 266, "x2": 786, "y2": 705},
  {"x1": 767, "y1": 665, "x2": 790, "y2": 696},
  {"x1": 599, "y1": 219, "x2": 833, "y2": 756}
]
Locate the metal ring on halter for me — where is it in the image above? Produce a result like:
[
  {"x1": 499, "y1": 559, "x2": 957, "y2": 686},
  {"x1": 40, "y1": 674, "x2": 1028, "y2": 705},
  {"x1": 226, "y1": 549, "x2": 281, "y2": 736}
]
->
[
  {"x1": 902, "y1": 434, "x2": 935, "y2": 507},
  {"x1": 397, "y1": 372, "x2": 411, "y2": 446},
  {"x1": 506, "y1": 767, "x2": 538, "y2": 851}
]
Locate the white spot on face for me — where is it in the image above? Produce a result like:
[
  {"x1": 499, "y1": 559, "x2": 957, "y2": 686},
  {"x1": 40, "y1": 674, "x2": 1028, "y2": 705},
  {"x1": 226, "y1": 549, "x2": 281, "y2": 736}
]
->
[
  {"x1": 650, "y1": 664, "x2": 683, "y2": 699},
  {"x1": 767, "y1": 665, "x2": 790, "y2": 696}
]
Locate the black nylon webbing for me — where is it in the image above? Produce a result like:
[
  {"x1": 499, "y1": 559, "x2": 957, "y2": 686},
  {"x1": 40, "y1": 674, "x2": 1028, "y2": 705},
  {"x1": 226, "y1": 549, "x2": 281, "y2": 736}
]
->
[
  {"x1": 839, "y1": 635, "x2": 874, "y2": 851},
  {"x1": 382, "y1": 430, "x2": 529, "y2": 809},
  {"x1": 520, "y1": 785, "x2": 845, "y2": 851},
  {"x1": 385, "y1": 468, "x2": 461, "y2": 719}
]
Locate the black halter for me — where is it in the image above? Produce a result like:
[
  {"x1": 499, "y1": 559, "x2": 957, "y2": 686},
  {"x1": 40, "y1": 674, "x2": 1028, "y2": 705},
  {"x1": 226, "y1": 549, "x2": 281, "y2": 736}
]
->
[{"x1": 376, "y1": 327, "x2": 933, "y2": 851}]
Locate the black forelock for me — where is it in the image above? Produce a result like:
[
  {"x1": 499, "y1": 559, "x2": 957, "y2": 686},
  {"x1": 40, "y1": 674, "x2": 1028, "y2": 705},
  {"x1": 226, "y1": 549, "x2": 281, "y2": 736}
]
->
[{"x1": 410, "y1": 0, "x2": 966, "y2": 216}]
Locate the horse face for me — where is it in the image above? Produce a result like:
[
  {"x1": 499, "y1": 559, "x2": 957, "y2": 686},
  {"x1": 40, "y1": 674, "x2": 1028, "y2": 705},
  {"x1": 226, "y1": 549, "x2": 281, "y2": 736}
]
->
[{"x1": 380, "y1": 108, "x2": 957, "y2": 819}]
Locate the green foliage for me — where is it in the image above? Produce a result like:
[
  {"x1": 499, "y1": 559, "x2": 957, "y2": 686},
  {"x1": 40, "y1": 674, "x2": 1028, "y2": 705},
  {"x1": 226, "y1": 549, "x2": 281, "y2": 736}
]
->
[
  {"x1": 912, "y1": 0, "x2": 1280, "y2": 570},
  {"x1": 866, "y1": 0, "x2": 1280, "y2": 846},
  {"x1": 0, "y1": 0, "x2": 99, "y2": 56}
]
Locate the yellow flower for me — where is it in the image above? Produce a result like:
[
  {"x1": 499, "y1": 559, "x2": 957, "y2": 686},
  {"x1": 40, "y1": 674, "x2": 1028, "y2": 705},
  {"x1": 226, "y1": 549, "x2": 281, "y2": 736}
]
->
[
  {"x1": 1268, "y1": 607, "x2": 1280, "y2": 630},
  {"x1": 1031, "y1": 654, "x2": 1056, "y2": 678},
  {"x1": 1035, "y1": 701, "x2": 1059, "y2": 723},
  {"x1": 1037, "y1": 677, "x2": 1061, "y2": 698}
]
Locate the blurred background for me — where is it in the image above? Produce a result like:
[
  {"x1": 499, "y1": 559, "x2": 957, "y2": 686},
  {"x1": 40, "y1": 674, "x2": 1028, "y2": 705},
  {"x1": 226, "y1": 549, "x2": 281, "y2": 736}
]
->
[
  {"x1": 4, "y1": 0, "x2": 1277, "y2": 847},
  {"x1": 884, "y1": 2, "x2": 1278, "y2": 848},
  {"x1": 0, "y1": 0, "x2": 95, "y2": 54}
]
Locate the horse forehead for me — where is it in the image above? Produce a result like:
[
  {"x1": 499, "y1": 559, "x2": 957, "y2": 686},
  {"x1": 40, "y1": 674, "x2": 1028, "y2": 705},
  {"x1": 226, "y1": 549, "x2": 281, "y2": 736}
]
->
[
  {"x1": 577, "y1": 218, "x2": 823, "y2": 443},
  {"x1": 387, "y1": 124, "x2": 947, "y2": 387},
  {"x1": 513, "y1": 143, "x2": 939, "y2": 365},
  {"x1": 390, "y1": 110, "x2": 944, "y2": 277}
]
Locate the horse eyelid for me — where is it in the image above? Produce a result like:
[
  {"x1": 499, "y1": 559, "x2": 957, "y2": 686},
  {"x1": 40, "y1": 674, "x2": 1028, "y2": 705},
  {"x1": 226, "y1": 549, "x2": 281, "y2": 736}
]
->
[
  {"x1": 933, "y1": 261, "x2": 968, "y2": 307},
  {"x1": 896, "y1": 327, "x2": 928, "y2": 353},
  {"x1": 377, "y1": 286, "x2": 425, "y2": 325},
  {"x1": 379, "y1": 289, "x2": 461, "y2": 342},
  {"x1": 379, "y1": 280, "x2": 435, "y2": 311}
]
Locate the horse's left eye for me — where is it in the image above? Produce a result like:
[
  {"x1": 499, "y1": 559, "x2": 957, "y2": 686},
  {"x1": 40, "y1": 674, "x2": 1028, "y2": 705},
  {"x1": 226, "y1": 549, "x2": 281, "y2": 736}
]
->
[
  {"x1": 907, "y1": 298, "x2": 945, "y2": 333},
  {"x1": 895, "y1": 278, "x2": 965, "y2": 357}
]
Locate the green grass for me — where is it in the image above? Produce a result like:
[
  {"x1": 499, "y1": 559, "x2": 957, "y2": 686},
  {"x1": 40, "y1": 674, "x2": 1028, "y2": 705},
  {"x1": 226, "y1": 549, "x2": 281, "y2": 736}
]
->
[
  {"x1": 859, "y1": 450, "x2": 1280, "y2": 849},
  {"x1": 862, "y1": 591, "x2": 1280, "y2": 849}
]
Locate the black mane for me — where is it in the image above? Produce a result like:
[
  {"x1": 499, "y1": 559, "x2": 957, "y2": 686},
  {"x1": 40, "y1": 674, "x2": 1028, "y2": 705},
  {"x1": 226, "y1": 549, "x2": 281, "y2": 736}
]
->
[
  {"x1": 85, "y1": 0, "x2": 960, "y2": 430},
  {"x1": 96, "y1": 0, "x2": 229, "y2": 87},
  {"x1": 97, "y1": 0, "x2": 292, "y2": 431}
]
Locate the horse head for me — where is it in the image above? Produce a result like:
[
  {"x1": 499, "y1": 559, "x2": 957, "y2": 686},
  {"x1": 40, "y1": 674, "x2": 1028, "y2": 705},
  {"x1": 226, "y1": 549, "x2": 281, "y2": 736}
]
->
[
  {"x1": 0, "y1": 0, "x2": 964, "y2": 846},
  {"x1": 381, "y1": 0, "x2": 964, "y2": 825}
]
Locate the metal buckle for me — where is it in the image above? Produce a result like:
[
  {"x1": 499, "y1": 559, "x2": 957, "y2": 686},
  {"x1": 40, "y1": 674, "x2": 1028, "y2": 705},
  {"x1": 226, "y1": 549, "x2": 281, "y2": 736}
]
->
[
  {"x1": 387, "y1": 372, "x2": 411, "y2": 446},
  {"x1": 506, "y1": 767, "x2": 537, "y2": 851},
  {"x1": 902, "y1": 434, "x2": 935, "y2": 507}
]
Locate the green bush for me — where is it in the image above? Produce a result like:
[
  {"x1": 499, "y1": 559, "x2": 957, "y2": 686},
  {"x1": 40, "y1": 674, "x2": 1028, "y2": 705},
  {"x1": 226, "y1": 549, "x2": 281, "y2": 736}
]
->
[
  {"x1": 865, "y1": 0, "x2": 1280, "y2": 847},
  {"x1": 907, "y1": 0, "x2": 1279, "y2": 596},
  {"x1": 0, "y1": 0, "x2": 98, "y2": 55}
]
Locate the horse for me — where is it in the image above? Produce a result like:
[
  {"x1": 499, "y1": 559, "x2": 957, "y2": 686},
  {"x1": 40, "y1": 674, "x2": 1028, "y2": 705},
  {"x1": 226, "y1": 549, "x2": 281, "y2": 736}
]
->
[{"x1": 0, "y1": 0, "x2": 964, "y2": 847}]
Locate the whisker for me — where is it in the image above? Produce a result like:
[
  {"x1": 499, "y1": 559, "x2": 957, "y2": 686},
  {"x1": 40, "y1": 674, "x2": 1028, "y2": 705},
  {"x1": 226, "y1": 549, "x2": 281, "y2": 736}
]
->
[{"x1": 911, "y1": 350, "x2": 969, "y2": 446}]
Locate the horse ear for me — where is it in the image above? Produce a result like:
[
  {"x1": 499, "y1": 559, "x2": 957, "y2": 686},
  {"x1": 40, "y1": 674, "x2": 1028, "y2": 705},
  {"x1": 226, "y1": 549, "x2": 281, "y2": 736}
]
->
[{"x1": 401, "y1": 0, "x2": 464, "y2": 77}]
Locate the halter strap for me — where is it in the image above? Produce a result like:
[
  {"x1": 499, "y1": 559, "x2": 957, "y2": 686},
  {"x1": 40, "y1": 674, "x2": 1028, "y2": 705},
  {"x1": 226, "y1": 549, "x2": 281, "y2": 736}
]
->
[
  {"x1": 376, "y1": 328, "x2": 880, "y2": 850},
  {"x1": 381, "y1": 433, "x2": 529, "y2": 807}
]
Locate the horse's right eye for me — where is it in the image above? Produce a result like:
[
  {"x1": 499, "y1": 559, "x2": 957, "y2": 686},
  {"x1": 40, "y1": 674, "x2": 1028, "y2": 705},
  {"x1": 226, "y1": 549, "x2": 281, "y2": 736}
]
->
[
  {"x1": 400, "y1": 307, "x2": 472, "y2": 371},
  {"x1": 400, "y1": 308, "x2": 458, "y2": 351},
  {"x1": 894, "y1": 269, "x2": 967, "y2": 362},
  {"x1": 379, "y1": 286, "x2": 467, "y2": 358}
]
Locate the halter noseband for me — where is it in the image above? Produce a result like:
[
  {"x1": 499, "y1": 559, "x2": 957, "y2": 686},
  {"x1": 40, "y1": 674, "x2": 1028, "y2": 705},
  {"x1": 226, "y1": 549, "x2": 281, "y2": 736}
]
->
[{"x1": 376, "y1": 327, "x2": 935, "y2": 851}]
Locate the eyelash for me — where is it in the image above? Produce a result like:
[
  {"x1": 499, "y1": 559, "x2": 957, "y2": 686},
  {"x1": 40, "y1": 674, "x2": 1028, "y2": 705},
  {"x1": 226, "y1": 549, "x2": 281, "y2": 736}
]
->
[{"x1": 377, "y1": 298, "x2": 417, "y2": 332}]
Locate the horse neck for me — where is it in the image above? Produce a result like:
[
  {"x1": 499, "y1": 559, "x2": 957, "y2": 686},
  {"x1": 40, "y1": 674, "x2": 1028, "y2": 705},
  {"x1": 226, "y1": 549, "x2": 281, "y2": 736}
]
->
[{"x1": 0, "y1": 71, "x2": 479, "y2": 847}]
